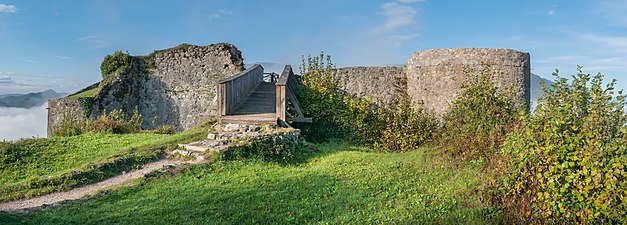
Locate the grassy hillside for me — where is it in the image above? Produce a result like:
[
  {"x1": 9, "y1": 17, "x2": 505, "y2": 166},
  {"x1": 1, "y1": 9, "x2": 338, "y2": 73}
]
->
[
  {"x1": 0, "y1": 122, "x2": 210, "y2": 202},
  {"x1": 0, "y1": 143, "x2": 499, "y2": 224}
]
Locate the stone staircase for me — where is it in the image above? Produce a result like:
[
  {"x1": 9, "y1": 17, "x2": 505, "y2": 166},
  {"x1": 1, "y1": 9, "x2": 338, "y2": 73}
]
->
[{"x1": 172, "y1": 123, "x2": 280, "y2": 161}]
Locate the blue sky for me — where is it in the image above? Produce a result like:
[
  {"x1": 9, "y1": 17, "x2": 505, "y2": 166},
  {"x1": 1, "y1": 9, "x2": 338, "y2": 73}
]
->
[{"x1": 0, "y1": 0, "x2": 626, "y2": 94}]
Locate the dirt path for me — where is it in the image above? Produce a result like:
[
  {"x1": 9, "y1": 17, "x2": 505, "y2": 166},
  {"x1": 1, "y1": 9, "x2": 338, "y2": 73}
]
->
[{"x1": 0, "y1": 159, "x2": 179, "y2": 213}]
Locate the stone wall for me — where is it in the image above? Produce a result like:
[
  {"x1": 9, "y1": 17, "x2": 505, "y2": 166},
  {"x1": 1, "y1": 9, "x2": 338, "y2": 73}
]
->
[
  {"x1": 47, "y1": 98, "x2": 87, "y2": 136},
  {"x1": 49, "y1": 46, "x2": 530, "y2": 136},
  {"x1": 92, "y1": 43, "x2": 245, "y2": 130},
  {"x1": 335, "y1": 66, "x2": 405, "y2": 106},
  {"x1": 406, "y1": 48, "x2": 530, "y2": 116},
  {"x1": 48, "y1": 43, "x2": 245, "y2": 135}
]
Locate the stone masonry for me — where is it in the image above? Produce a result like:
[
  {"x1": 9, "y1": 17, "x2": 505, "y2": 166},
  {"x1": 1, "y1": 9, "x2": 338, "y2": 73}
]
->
[
  {"x1": 406, "y1": 48, "x2": 530, "y2": 115},
  {"x1": 337, "y1": 48, "x2": 530, "y2": 116},
  {"x1": 49, "y1": 46, "x2": 530, "y2": 135},
  {"x1": 336, "y1": 66, "x2": 406, "y2": 107},
  {"x1": 48, "y1": 43, "x2": 245, "y2": 135}
]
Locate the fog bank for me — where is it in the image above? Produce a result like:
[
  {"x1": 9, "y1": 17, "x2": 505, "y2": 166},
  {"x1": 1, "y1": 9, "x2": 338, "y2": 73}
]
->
[{"x1": 0, "y1": 104, "x2": 48, "y2": 141}]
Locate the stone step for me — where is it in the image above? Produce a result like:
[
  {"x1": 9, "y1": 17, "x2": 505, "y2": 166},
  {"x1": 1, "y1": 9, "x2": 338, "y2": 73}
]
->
[
  {"x1": 177, "y1": 142, "x2": 209, "y2": 152},
  {"x1": 207, "y1": 131, "x2": 261, "y2": 140},
  {"x1": 170, "y1": 149, "x2": 205, "y2": 161}
]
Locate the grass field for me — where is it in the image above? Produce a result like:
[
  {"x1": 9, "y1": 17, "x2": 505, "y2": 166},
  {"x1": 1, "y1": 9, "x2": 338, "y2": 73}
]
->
[
  {"x1": 0, "y1": 123, "x2": 209, "y2": 202},
  {"x1": 66, "y1": 87, "x2": 98, "y2": 99},
  {"x1": 0, "y1": 142, "x2": 500, "y2": 224}
]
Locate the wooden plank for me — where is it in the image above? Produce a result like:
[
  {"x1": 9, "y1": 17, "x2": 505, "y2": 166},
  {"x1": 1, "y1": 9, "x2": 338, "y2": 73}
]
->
[
  {"x1": 218, "y1": 83, "x2": 225, "y2": 116},
  {"x1": 217, "y1": 64, "x2": 263, "y2": 116},
  {"x1": 276, "y1": 85, "x2": 286, "y2": 121},
  {"x1": 285, "y1": 86, "x2": 304, "y2": 117},
  {"x1": 287, "y1": 117, "x2": 313, "y2": 123}
]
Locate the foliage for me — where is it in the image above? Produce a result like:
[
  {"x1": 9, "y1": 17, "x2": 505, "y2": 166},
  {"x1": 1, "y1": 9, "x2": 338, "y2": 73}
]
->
[
  {"x1": 87, "y1": 108, "x2": 142, "y2": 134},
  {"x1": 439, "y1": 66, "x2": 519, "y2": 160},
  {"x1": 217, "y1": 130, "x2": 304, "y2": 163},
  {"x1": 499, "y1": 67, "x2": 627, "y2": 224},
  {"x1": 1, "y1": 144, "x2": 500, "y2": 224},
  {"x1": 50, "y1": 112, "x2": 88, "y2": 137},
  {"x1": 67, "y1": 87, "x2": 98, "y2": 99},
  {"x1": 152, "y1": 125, "x2": 175, "y2": 134},
  {"x1": 297, "y1": 53, "x2": 435, "y2": 152},
  {"x1": 296, "y1": 52, "x2": 346, "y2": 142},
  {"x1": 100, "y1": 51, "x2": 132, "y2": 80},
  {"x1": 0, "y1": 142, "x2": 32, "y2": 165},
  {"x1": 0, "y1": 120, "x2": 211, "y2": 202},
  {"x1": 340, "y1": 77, "x2": 436, "y2": 152},
  {"x1": 217, "y1": 131, "x2": 302, "y2": 163}
]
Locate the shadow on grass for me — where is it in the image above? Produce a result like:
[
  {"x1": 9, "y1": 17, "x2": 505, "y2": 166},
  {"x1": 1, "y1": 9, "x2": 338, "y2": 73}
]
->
[{"x1": 1, "y1": 165, "x2": 497, "y2": 224}]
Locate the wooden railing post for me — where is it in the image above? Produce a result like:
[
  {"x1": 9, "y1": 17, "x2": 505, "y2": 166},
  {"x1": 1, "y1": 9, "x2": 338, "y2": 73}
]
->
[
  {"x1": 276, "y1": 65, "x2": 310, "y2": 123},
  {"x1": 276, "y1": 84, "x2": 286, "y2": 121}
]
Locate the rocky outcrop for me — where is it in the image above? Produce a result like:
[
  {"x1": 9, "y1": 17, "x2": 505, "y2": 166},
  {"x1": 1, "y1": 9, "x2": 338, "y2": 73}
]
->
[{"x1": 48, "y1": 43, "x2": 245, "y2": 134}]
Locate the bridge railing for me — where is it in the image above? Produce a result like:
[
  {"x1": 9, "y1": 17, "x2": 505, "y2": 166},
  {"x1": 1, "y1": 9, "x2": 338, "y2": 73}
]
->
[
  {"x1": 217, "y1": 64, "x2": 264, "y2": 116},
  {"x1": 276, "y1": 65, "x2": 306, "y2": 122}
]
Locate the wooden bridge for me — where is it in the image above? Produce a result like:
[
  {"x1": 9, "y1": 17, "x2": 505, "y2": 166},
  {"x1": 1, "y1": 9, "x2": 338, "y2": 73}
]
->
[{"x1": 217, "y1": 64, "x2": 311, "y2": 125}]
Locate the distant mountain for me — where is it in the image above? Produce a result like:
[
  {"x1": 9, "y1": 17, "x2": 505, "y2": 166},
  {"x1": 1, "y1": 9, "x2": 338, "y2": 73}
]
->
[
  {"x1": 254, "y1": 62, "x2": 293, "y2": 74},
  {"x1": 530, "y1": 73, "x2": 555, "y2": 108},
  {"x1": 0, "y1": 89, "x2": 68, "y2": 108}
]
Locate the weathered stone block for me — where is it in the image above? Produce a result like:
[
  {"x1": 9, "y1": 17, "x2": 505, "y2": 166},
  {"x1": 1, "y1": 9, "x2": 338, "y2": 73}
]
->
[
  {"x1": 335, "y1": 66, "x2": 405, "y2": 108},
  {"x1": 406, "y1": 48, "x2": 530, "y2": 116}
]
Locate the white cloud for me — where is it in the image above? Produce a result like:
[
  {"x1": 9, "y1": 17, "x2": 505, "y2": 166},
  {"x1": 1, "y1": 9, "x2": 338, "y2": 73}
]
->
[
  {"x1": 397, "y1": 0, "x2": 424, "y2": 3},
  {"x1": 0, "y1": 72, "x2": 88, "y2": 95},
  {"x1": 595, "y1": 0, "x2": 627, "y2": 27},
  {"x1": 208, "y1": 9, "x2": 233, "y2": 21},
  {"x1": 389, "y1": 33, "x2": 419, "y2": 47},
  {"x1": 577, "y1": 33, "x2": 627, "y2": 52},
  {"x1": 0, "y1": 75, "x2": 12, "y2": 83},
  {"x1": 371, "y1": 1, "x2": 422, "y2": 48},
  {"x1": 74, "y1": 35, "x2": 110, "y2": 49},
  {"x1": 0, "y1": 104, "x2": 48, "y2": 141},
  {"x1": 548, "y1": 9, "x2": 556, "y2": 16},
  {"x1": 20, "y1": 57, "x2": 36, "y2": 64},
  {"x1": 378, "y1": 2, "x2": 417, "y2": 32},
  {"x1": 0, "y1": 3, "x2": 17, "y2": 13},
  {"x1": 52, "y1": 55, "x2": 70, "y2": 60}
]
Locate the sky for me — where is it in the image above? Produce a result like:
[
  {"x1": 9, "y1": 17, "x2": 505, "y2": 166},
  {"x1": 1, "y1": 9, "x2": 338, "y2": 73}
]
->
[{"x1": 1, "y1": 0, "x2": 626, "y2": 95}]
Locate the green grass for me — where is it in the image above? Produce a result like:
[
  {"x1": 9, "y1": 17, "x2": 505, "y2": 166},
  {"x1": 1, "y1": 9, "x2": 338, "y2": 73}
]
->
[
  {"x1": 0, "y1": 142, "x2": 500, "y2": 224},
  {"x1": 67, "y1": 87, "x2": 98, "y2": 99},
  {"x1": 0, "y1": 122, "x2": 210, "y2": 202}
]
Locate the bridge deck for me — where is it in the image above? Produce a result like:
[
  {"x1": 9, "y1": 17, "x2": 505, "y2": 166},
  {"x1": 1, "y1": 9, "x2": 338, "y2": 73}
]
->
[{"x1": 220, "y1": 82, "x2": 277, "y2": 124}]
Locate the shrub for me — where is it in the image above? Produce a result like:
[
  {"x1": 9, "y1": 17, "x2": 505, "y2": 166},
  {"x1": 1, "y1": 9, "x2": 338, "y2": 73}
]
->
[
  {"x1": 51, "y1": 112, "x2": 88, "y2": 137},
  {"x1": 100, "y1": 51, "x2": 132, "y2": 80},
  {"x1": 499, "y1": 67, "x2": 627, "y2": 223},
  {"x1": 0, "y1": 141, "x2": 31, "y2": 166},
  {"x1": 217, "y1": 133, "x2": 302, "y2": 162},
  {"x1": 297, "y1": 52, "x2": 348, "y2": 142},
  {"x1": 341, "y1": 77, "x2": 436, "y2": 152},
  {"x1": 439, "y1": 66, "x2": 519, "y2": 160},
  {"x1": 153, "y1": 125, "x2": 175, "y2": 134},
  {"x1": 87, "y1": 108, "x2": 142, "y2": 134},
  {"x1": 297, "y1": 52, "x2": 435, "y2": 151}
]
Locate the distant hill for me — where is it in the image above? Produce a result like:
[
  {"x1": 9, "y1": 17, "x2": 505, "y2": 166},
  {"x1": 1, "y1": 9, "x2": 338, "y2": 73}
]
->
[
  {"x1": 255, "y1": 62, "x2": 291, "y2": 74},
  {"x1": 530, "y1": 73, "x2": 554, "y2": 108},
  {"x1": 0, "y1": 89, "x2": 68, "y2": 108}
]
